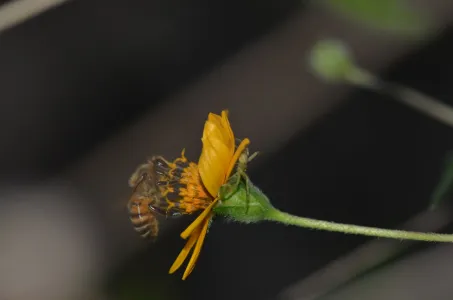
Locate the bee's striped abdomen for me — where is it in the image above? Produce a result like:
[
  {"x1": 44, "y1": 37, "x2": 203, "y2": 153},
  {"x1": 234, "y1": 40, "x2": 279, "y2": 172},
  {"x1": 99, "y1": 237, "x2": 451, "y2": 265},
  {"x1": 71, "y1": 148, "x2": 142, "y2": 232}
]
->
[{"x1": 128, "y1": 197, "x2": 159, "y2": 239}]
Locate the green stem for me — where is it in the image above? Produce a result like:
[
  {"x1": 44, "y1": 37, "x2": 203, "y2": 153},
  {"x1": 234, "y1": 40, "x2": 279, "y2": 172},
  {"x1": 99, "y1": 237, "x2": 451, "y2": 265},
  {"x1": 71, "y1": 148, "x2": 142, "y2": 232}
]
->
[
  {"x1": 265, "y1": 208, "x2": 453, "y2": 242},
  {"x1": 345, "y1": 67, "x2": 453, "y2": 129}
]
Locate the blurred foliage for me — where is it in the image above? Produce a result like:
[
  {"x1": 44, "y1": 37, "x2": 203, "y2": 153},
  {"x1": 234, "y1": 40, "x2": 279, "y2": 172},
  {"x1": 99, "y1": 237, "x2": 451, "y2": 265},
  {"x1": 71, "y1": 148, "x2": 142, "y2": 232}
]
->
[
  {"x1": 308, "y1": 38, "x2": 453, "y2": 211},
  {"x1": 308, "y1": 38, "x2": 376, "y2": 88},
  {"x1": 113, "y1": 277, "x2": 174, "y2": 300},
  {"x1": 308, "y1": 39, "x2": 354, "y2": 82},
  {"x1": 429, "y1": 151, "x2": 453, "y2": 210},
  {"x1": 321, "y1": 0, "x2": 432, "y2": 37},
  {"x1": 306, "y1": 23, "x2": 453, "y2": 299}
]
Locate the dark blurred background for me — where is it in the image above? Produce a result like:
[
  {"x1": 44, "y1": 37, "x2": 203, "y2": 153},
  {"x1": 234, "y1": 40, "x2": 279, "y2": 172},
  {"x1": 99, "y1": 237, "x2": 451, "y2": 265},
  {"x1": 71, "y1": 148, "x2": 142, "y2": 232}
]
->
[{"x1": 1, "y1": 1, "x2": 453, "y2": 300}]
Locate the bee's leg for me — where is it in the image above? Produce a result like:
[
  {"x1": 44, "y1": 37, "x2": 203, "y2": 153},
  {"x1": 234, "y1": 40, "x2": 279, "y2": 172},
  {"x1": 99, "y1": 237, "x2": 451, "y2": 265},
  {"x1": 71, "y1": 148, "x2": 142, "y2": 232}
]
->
[{"x1": 164, "y1": 200, "x2": 178, "y2": 219}]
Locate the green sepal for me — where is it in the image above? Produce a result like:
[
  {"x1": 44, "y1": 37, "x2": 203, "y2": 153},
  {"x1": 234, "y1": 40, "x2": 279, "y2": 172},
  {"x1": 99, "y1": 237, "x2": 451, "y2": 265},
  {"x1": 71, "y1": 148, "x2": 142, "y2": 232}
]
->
[{"x1": 213, "y1": 174, "x2": 274, "y2": 223}]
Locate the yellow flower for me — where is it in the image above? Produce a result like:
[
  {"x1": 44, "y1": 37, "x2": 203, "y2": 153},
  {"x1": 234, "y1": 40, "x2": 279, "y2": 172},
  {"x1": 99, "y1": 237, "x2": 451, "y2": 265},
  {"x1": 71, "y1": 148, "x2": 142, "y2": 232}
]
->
[{"x1": 169, "y1": 110, "x2": 250, "y2": 280}]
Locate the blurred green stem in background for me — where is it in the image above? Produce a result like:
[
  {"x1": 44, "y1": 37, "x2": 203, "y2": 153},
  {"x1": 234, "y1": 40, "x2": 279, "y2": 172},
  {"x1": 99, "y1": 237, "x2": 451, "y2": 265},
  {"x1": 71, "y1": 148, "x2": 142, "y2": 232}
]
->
[
  {"x1": 429, "y1": 152, "x2": 453, "y2": 210},
  {"x1": 320, "y1": 0, "x2": 432, "y2": 37},
  {"x1": 309, "y1": 39, "x2": 453, "y2": 129},
  {"x1": 306, "y1": 37, "x2": 453, "y2": 299},
  {"x1": 309, "y1": 39, "x2": 453, "y2": 210}
]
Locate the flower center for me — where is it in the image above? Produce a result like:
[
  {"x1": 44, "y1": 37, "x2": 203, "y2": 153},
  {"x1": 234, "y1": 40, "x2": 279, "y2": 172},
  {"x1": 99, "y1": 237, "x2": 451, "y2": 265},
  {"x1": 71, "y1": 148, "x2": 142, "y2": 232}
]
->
[{"x1": 152, "y1": 152, "x2": 213, "y2": 215}]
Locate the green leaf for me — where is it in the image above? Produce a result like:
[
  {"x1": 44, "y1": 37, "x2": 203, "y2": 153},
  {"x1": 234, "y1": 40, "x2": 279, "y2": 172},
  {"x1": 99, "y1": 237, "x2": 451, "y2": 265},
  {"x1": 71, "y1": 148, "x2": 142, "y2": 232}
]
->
[
  {"x1": 429, "y1": 151, "x2": 453, "y2": 210},
  {"x1": 323, "y1": 0, "x2": 432, "y2": 36}
]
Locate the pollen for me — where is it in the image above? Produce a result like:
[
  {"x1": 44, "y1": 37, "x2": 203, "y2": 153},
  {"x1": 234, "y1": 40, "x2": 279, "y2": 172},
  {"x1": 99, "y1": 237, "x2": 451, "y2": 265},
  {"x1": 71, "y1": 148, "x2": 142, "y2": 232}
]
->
[{"x1": 177, "y1": 162, "x2": 212, "y2": 213}]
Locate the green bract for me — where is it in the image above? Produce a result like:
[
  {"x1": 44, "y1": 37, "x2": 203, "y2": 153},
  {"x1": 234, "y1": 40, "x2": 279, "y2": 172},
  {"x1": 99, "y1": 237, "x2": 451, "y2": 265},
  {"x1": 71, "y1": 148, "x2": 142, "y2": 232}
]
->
[{"x1": 213, "y1": 174, "x2": 273, "y2": 223}]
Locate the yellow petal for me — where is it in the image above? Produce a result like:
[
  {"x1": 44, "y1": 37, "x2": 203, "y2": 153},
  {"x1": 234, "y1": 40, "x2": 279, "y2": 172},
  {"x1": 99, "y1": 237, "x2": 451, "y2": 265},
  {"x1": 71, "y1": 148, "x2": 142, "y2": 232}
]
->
[
  {"x1": 198, "y1": 138, "x2": 230, "y2": 196},
  {"x1": 207, "y1": 111, "x2": 234, "y2": 147},
  {"x1": 182, "y1": 214, "x2": 212, "y2": 280},
  {"x1": 169, "y1": 223, "x2": 203, "y2": 274},
  {"x1": 225, "y1": 138, "x2": 250, "y2": 179},
  {"x1": 198, "y1": 110, "x2": 235, "y2": 197},
  {"x1": 181, "y1": 198, "x2": 218, "y2": 239},
  {"x1": 221, "y1": 110, "x2": 234, "y2": 147}
]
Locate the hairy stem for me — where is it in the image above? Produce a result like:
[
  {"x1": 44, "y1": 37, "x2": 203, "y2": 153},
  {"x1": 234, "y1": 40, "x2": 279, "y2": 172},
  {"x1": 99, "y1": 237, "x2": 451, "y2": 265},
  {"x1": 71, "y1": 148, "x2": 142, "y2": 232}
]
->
[{"x1": 265, "y1": 208, "x2": 453, "y2": 242}]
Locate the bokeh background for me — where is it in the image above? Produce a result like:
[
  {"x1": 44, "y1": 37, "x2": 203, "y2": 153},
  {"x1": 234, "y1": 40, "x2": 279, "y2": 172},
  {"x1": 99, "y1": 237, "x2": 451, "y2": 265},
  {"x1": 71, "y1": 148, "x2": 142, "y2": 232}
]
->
[{"x1": 2, "y1": 1, "x2": 453, "y2": 299}]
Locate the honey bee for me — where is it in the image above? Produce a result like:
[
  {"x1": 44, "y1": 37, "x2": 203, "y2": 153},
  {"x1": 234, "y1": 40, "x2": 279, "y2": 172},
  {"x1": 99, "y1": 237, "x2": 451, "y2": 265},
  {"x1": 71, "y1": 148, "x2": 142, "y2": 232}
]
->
[
  {"x1": 128, "y1": 149, "x2": 212, "y2": 240},
  {"x1": 127, "y1": 156, "x2": 184, "y2": 240}
]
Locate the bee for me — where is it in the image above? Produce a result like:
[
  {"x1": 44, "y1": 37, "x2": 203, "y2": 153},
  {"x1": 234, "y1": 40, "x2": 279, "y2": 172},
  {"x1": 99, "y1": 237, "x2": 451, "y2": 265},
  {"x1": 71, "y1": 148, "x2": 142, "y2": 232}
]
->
[{"x1": 127, "y1": 156, "x2": 184, "y2": 240}]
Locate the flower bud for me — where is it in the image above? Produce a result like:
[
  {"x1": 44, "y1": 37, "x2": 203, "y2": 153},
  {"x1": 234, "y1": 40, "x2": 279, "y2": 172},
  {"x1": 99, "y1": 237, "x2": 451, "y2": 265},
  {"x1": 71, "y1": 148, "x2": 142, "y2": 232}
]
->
[
  {"x1": 309, "y1": 39, "x2": 378, "y2": 87},
  {"x1": 309, "y1": 39, "x2": 355, "y2": 83}
]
